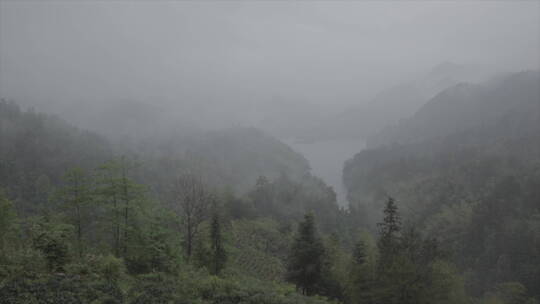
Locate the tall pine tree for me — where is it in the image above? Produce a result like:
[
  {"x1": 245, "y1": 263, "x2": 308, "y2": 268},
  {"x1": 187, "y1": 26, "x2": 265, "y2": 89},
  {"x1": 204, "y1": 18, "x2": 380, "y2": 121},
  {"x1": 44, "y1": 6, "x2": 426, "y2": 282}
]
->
[
  {"x1": 377, "y1": 197, "x2": 401, "y2": 268},
  {"x1": 348, "y1": 239, "x2": 375, "y2": 304},
  {"x1": 286, "y1": 212, "x2": 325, "y2": 296}
]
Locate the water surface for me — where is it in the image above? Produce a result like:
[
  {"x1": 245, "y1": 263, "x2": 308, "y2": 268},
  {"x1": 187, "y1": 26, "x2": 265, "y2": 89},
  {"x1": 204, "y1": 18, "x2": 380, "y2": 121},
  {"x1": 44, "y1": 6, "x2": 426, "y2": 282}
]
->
[{"x1": 285, "y1": 138, "x2": 365, "y2": 207}]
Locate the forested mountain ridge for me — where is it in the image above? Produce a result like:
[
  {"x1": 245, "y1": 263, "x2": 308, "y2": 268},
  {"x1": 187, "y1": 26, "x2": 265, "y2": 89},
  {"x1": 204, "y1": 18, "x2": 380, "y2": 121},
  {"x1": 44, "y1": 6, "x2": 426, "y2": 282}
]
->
[
  {"x1": 140, "y1": 126, "x2": 311, "y2": 195},
  {"x1": 295, "y1": 62, "x2": 501, "y2": 142},
  {"x1": 0, "y1": 100, "x2": 113, "y2": 214},
  {"x1": 367, "y1": 70, "x2": 540, "y2": 147},
  {"x1": 0, "y1": 97, "x2": 493, "y2": 304},
  {"x1": 0, "y1": 100, "x2": 345, "y2": 303},
  {"x1": 1, "y1": 70, "x2": 539, "y2": 303},
  {"x1": 0, "y1": 100, "x2": 313, "y2": 211},
  {"x1": 344, "y1": 70, "x2": 540, "y2": 299}
]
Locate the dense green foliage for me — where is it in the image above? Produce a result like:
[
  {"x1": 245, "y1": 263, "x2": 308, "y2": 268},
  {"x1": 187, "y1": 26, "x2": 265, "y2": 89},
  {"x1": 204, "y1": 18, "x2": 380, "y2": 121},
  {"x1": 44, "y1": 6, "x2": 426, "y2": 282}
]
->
[
  {"x1": 0, "y1": 101, "x2": 343, "y2": 303},
  {"x1": 286, "y1": 212, "x2": 325, "y2": 296},
  {"x1": 2, "y1": 67, "x2": 539, "y2": 304},
  {"x1": 344, "y1": 71, "x2": 540, "y2": 302},
  {"x1": 0, "y1": 100, "x2": 312, "y2": 210},
  {"x1": 0, "y1": 158, "x2": 340, "y2": 303}
]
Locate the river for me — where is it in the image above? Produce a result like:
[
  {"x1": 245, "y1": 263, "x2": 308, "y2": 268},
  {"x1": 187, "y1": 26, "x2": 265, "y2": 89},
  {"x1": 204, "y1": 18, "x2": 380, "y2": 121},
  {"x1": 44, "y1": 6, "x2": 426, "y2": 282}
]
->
[{"x1": 284, "y1": 138, "x2": 365, "y2": 207}]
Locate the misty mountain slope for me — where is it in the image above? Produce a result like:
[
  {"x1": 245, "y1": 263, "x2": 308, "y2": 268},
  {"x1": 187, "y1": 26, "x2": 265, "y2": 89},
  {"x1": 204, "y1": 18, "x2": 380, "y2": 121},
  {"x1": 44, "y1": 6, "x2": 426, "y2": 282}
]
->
[
  {"x1": 367, "y1": 70, "x2": 540, "y2": 147},
  {"x1": 141, "y1": 126, "x2": 312, "y2": 197},
  {"x1": 296, "y1": 62, "x2": 501, "y2": 142},
  {"x1": 0, "y1": 101, "x2": 313, "y2": 212},
  {"x1": 342, "y1": 70, "x2": 540, "y2": 297},
  {"x1": 0, "y1": 100, "x2": 114, "y2": 213},
  {"x1": 29, "y1": 98, "x2": 313, "y2": 193}
]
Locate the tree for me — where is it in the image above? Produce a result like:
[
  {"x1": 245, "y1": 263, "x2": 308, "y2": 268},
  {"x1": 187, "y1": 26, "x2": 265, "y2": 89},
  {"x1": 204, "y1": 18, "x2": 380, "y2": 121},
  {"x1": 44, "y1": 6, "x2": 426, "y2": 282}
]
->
[
  {"x1": 371, "y1": 199, "x2": 466, "y2": 304},
  {"x1": 320, "y1": 234, "x2": 347, "y2": 301},
  {"x1": 286, "y1": 212, "x2": 325, "y2": 296},
  {"x1": 373, "y1": 198, "x2": 407, "y2": 303},
  {"x1": 60, "y1": 167, "x2": 93, "y2": 258},
  {"x1": 0, "y1": 190, "x2": 18, "y2": 260},
  {"x1": 377, "y1": 197, "x2": 401, "y2": 268},
  {"x1": 251, "y1": 175, "x2": 275, "y2": 216},
  {"x1": 96, "y1": 160, "x2": 122, "y2": 256},
  {"x1": 491, "y1": 282, "x2": 538, "y2": 304},
  {"x1": 353, "y1": 240, "x2": 368, "y2": 265},
  {"x1": 31, "y1": 218, "x2": 72, "y2": 272},
  {"x1": 118, "y1": 156, "x2": 141, "y2": 256},
  {"x1": 347, "y1": 236, "x2": 377, "y2": 304},
  {"x1": 209, "y1": 213, "x2": 227, "y2": 275},
  {"x1": 97, "y1": 157, "x2": 143, "y2": 257},
  {"x1": 174, "y1": 173, "x2": 212, "y2": 260}
]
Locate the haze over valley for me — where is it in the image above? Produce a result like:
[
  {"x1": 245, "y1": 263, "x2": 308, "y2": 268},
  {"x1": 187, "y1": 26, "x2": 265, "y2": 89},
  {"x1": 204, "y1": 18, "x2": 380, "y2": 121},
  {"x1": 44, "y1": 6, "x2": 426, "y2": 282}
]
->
[{"x1": 0, "y1": 1, "x2": 539, "y2": 303}]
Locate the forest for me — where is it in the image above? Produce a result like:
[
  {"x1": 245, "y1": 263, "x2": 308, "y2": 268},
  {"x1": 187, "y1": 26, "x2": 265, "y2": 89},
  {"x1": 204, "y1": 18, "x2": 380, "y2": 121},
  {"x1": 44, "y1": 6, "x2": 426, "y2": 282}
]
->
[
  {"x1": 1, "y1": 70, "x2": 539, "y2": 304},
  {"x1": 1, "y1": 2, "x2": 539, "y2": 304}
]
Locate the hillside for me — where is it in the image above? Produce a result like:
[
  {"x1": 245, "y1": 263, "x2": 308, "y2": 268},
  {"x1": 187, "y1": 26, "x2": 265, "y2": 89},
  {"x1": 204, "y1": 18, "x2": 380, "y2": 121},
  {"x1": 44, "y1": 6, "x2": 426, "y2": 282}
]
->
[
  {"x1": 0, "y1": 100, "x2": 113, "y2": 214},
  {"x1": 367, "y1": 70, "x2": 540, "y2": 147},
  {"x1": 0, "y1": 100, "x2": 345, "y2": 303},
  {"x1": 343, "y1": 70, "x2": 540, "y2": 297},
  {"x1": 0, "y1": 100, "x2": 311, "y2": 213},
  {"x1": 296, "y1": 62, "x2": 501, "y2": 142}
]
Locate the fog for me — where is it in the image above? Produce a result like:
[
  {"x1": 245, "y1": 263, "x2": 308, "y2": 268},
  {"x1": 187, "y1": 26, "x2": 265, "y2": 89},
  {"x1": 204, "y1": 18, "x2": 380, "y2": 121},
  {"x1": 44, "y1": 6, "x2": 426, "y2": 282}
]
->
[
  {"x1": 1, "y1": 1, "x2": 538, "y2": 118},
  {"x1": 1, "y1": 1, "x2": 539, "y2": 205}
]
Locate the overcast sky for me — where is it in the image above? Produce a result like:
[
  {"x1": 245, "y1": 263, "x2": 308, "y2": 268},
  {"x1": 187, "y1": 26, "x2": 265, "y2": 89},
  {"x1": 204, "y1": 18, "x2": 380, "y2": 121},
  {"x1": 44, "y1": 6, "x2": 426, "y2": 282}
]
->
[{"x1": 1, "y1": 1, "x2": 539, "y2": 116}]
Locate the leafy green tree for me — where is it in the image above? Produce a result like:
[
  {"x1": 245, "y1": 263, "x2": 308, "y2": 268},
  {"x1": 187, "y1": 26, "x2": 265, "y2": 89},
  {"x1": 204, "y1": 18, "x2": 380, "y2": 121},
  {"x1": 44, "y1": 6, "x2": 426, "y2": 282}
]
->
[
  {"x1": 287, "y1": 212, "x2": 325, "y2": 296},
  {"x1": 209, "y1": 213, "x2": 227, "y2": 275},
  {"x1": 118, "y1": 156, "x2": 142, "y2": 256},
  {"x1": 492, "y1": 282, "x2": 538, "y2": 304},
  {"x1": 98, "y1": 254, "x2": 126, "y2": 284},
  {"x1": 124, "y1": 211, "x2": 179, "y2": 274},
  {"x1": 59, "y1": 167, "x2": 93, "y2": 258},
  {"x1": 34, "y1": 174, "x2": 52, "y2": 213},
  {"x1": 0, "y1": 190, "x2": 18, "y2": 260},
  {"x1": 174, "y1": 173, "x2": 212, "y2": 260},
  {"x1": 97, "y1": 160, "x2": 123, "y2": 256},
  {"x1": 97, "y1": 157, "x2": 144, "y2": 257},
  {"x1": 31, "y1": 218, "x2": 73, "y2": 272}
]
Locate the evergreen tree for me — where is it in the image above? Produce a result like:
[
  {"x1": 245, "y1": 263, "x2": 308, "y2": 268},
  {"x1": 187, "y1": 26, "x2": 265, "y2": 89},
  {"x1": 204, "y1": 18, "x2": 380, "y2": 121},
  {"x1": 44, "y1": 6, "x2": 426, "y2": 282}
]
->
[
  {"x1": 320, "y1": 234, "x2": 347, "y2": 301},
  {"x1": 377, "y1": 197, "x2": 401, "y2": 268},
  {"x1": 348, "y1": 239, "x2": 376, "y2": 304},
  {"x1": 353, "y1": 240, "x2": 367, "y2": 265},
  {"x1": 286, "y1": 212, "x2": 325, "y2": 296},
  {"x1": 251, "y1": 175, "x2": 275, "y2": 216},
  {"x1": 373, "y1": 197, "x2": 405, "y2": 304}
]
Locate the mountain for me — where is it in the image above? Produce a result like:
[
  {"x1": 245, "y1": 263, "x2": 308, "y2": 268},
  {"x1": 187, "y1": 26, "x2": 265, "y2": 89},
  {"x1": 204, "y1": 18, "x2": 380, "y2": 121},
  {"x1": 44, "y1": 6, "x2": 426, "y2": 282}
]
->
[
  {"x1": 0, "y1": 100, "x2": 114, "y2": 213},
  {"x1": 141, "y1": 126, "x2": 311, "y2": 198},
  {"x1": 342, "y1": 70, "x2": 540, "y2": 297},
  {"x1": 367, "y1": 70, "x2": 540, "y2": 147},
  {"x1": 0, "y1": 100, "x2": 312, "y2": 213},
  {"x1": 296, "y1": 62, "x2": 502, "y2": 142}
]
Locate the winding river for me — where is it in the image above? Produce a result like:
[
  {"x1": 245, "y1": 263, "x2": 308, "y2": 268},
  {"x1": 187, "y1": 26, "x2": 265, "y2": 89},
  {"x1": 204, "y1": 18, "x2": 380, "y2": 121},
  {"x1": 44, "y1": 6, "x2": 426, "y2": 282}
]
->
[{"x1": 284, "y1": 138, "x2": 365, "y2": 207}]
